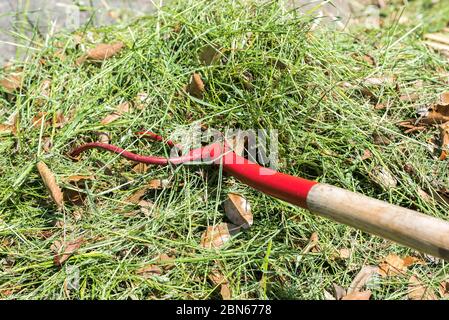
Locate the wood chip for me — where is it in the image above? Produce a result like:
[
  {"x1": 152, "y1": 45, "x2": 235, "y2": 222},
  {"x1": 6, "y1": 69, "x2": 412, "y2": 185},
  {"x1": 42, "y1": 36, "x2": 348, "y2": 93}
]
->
[{"x1": 36, "y1": 161, "x2": 63, "y2": 208}]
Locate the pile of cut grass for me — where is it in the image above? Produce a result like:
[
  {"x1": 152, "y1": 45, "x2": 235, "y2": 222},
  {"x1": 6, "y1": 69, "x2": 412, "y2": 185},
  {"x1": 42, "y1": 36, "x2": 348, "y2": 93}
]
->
[{"x1": 0, "y1": 0, "x2": 448, "y2": 299}]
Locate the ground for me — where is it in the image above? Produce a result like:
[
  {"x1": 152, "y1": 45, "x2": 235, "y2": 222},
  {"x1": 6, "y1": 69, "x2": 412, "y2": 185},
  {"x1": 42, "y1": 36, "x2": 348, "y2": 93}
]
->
[{"x1": 0, "y1": 0, "x2": 448, "y2": 300}]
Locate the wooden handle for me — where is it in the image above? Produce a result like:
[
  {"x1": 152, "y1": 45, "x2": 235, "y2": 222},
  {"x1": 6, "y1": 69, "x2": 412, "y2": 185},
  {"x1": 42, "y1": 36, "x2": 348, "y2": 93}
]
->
[{"x1": 306, "y1": 184, "x2": 449, "y2": 260}]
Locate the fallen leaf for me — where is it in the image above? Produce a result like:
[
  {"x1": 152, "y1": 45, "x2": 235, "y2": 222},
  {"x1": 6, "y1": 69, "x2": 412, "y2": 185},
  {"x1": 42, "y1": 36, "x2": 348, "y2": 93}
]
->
[
  {"x1": 186, "y1": 73, "x2": 205, "y2": 99},
  {"x1": 200, "y1": 223, "x2": 240, "y2": 249},
  {"x1": 32, "y1": 111, "x2": 67, "y2": 129},
  {"x1": 134, "y1": 92, "x2": 149, "y2": 110},
  {"x1": 324, "y1": 290, "x2": 336, "y2": 300},
  {"x1": 348, "y1": 265, "x2": 379, "y2": 294},
  {"x1": 51, "y1": 237, "x2": 84, "y2": 266},
  {"x1": 370, "y1": 166, "x2": 397, "y2": 190},
  {"x1": 378, "y1": 254, "x2": 406, "y2": 277},
  {"x1": 438, "y1": 122, "x2": 449, "y2": 160},
  {"x1": 332, "y1": 283, "x2": 347, "y2": 300},
  {"x1": 0, "y1": 124, "x2": 15, "y2": 135},
  {"x1": 439, "y1": 280, "x2": 449, "y2": 298},
  {"x1": 36, "y1": 161, "x2": 63, "y2": 208},
  {"x1": 125, "y1": 188, "x2": 147, "y2": 204},
  {"x1": 76, "y1": 42, "x2": 124, "y2": 65},
  {"x1": 408, "y1": 275, "x2": 438, "y2": 300},
  {"x1": 363, "y1": 76, "x2": 395, "y2": 87},
  {"x1": 424, "y1": 33, "x2": 449, "y2": 45},
  {"x1": 303, "y1": 231, "x2": 320, "y2": 253},
  {"x1": 100, "y1": 101, "x2": 131, "y2": 125},
  {"x1": 0, "y1": 72, "x2": 22, "y2": 93},
  {"x1": 341, "y1": 290, "x2": 372, "y2": 300},
  {"x1": 42, "y1": 136, "x2": 52, "y2": 153},
  {"x1": 199, "y1": 44, "x2": 221, "y2": 65},
  {"x1": 148, "y1": 178, "x2": 170, "y2": 189},
  {"x1": 65, "y1": 175, "x2": 95, "y2": 183},
  {"x1": 209, "y1": 270, "x2": 231, "y2": 300},
  {"x1": 96, "y1": 132, "x2": 110, "y2": 144},
  {"x1": 155, "y1": 253, "x2": 175, "y2": 270},
  {"x1": 378, "y1": 254, "x2": 423, "y2": 277},
  {"x1": 400, "y1": 93, "x2": 420, "y2": 103},
  {"x1": 36, "y1": 79, "x2": 51, "y2": 106},
  {"x1": 337, "y1": 248, "x2": 352, "y2": 260},
  {"x1": 136, "y1": 265, "x2": 163, "y2": 278},
  {"x1": 361, "y1": 149, "x2": 372, "y2": 161},
  {"x1": 223, "y1": 193, "x2": 253, "y2": 229},
  {"x1": 138, "y1": 199, "x2": 155, "y2": 216},
  {"x1": 132, "y1": 163, "x2": 148, "y2": 174},
  {"x1": 63, "y1": 188, "x2": 86, "y2": 206}
]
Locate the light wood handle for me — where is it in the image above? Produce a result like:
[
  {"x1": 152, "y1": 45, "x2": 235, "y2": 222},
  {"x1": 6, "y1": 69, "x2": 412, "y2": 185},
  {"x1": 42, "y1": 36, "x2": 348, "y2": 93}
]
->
[{"x1": 306, "y1": 184, "x2": 449, "y2": 260}]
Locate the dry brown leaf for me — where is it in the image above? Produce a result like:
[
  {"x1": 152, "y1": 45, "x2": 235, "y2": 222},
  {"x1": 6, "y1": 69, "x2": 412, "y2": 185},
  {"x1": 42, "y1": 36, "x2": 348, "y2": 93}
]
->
[
  {"x1": 378, "y1": 254, "x2": 406, "y2": 277},
  {"x1": 408, "y1": 275, "x2": 438, "y2": 300},
  {"x1": 36, "y1": 80, "x2": 51, "y2": 106},
  {"x1": 132, "y1": 163, "x2": 148, "y2": 174},
  {"x1": 439, "y1": 280, "x2": 449, "y2": 298},
  {"x1": 156, "y1": 253, "x2": 175, "y2": 270},
  {"x1": 223, "y1": 193, "x2": 253, "y2": 229},
  {"x1": 0, "y1": 72, "x2": 22, "y2": 93},
  {"x1": 77, "y1": 42, "x2": 124, "y2": 65},
  {"x1": 370, "y1": 166, "x2": 397, "y2": 190},
  {"x1": 52, "y1": 237, "x2": 84, "y2": 266},
  {"x1": 32, "y1": 111, "x2": 67, "y2": 129},
  {"x1": 341, "y1": 290, "x2": 372, "y2": 300},
  {"x1": 209, "y1": 270, "x2": 231, "y2": 300},
  {"x1": 378, "y1": 254, "x2": 424, "y2": 277},
  {"x1": 148, "y1": 178, "x2": 170, "y2": 189},
  {"x1": 304, "y1": 231, "x2": 320, "y2": 253},
  {"x1": 337, "y1": 248, "x2": 352, "y2": 260},
  {"x1": 400, "y1": 93, "x2": 420, "y2": 103},
  {"x1": 439, "y1": 122, "x2": 449, "y2": 160},
  {"x1": 200, "y1": 223, "x2": 240, "y2": 249},
  {"x1": 424, "y1": 33, "x2": 449, "y2": 45},
  {"x1": 134, "y1": 92, "x2": 149, "y2": 110},
  {"x1": 199, "y1": 44, "x2": 221, "y2": 66},
  {"x1": 186, "y1": 73, "x2": 205, "y2": 99},
  {"x1": 136, "y1": 265, "x2": 163, "y2": 278},
  {"x1": 100, "y1": 102, "x2": 130, "y2": 125},
  {"x1": 0, "y1": 124, "x2": 15, "y2": 135},
  {"x1": 332, "y1": 283, "x2": 347, "y2": 300},
  {"x1": 65, "y1": 175, "x2": 95, "y2": 183},
  {"x1": 363, "y1": 76, "x2": 395, "y2": 87},
  {"x1": 348, "y1": 265, "x2": 379, "y2": 294},
  {"x1": 138, "y1": 199, "x2": 154, "y2": 216},
  {"x1": 36, "y1": 161, "x2": 63, "y2": 208},
  {"x1": 361, "y1": 149, "x2": 372, "y2": 161},
  {"x1": 63, "y1": 188, "x2": 86, "y2": 206},
  {"x1": 95, "y1": 132, "x2": 110, "y2": 144},
  {"x1": 125, "y1": 188, "x2": 147, "y2": 204}
]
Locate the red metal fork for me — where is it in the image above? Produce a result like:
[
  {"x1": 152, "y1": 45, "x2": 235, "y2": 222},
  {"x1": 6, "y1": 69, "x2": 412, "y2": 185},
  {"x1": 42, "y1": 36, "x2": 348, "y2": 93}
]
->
[{"x1": 70, "y1": 132, "x2": 449, "y2": 260}]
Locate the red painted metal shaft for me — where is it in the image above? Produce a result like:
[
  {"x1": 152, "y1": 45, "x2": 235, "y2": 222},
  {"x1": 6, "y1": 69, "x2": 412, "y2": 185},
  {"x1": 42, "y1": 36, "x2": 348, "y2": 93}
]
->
[{"x1": 69, "y1": 140, "x2": 317, "y2": 208}]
